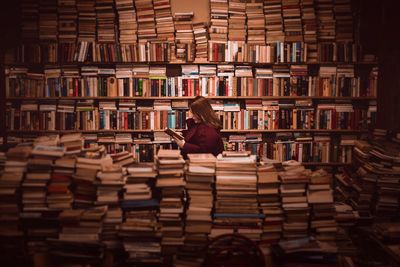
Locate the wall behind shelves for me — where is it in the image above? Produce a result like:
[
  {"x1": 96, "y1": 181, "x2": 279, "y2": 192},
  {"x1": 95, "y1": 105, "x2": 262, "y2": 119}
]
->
[{"x1": 171, "y1": 0, "x2": 209, "y2": 23}]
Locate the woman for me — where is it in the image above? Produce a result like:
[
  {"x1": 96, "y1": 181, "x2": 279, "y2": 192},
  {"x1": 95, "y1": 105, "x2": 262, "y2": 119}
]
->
[{"x1": 173, "y1": 96, "x2": 224, "y2": 157}]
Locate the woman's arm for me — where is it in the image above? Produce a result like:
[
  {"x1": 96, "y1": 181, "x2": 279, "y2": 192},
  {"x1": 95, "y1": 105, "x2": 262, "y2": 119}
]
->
[{"x1": 181, "y1": 126, "x2": 218, "y2": 154}]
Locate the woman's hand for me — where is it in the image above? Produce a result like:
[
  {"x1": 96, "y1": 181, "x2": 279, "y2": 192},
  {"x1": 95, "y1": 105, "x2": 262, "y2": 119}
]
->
[{"x1": 174, "y1": 137, "x2": 185, "y2": 148}]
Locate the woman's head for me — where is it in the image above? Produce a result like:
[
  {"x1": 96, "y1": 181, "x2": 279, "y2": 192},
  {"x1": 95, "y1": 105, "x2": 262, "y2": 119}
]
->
[{"x1": 190, "y1": 96, "x2": 222, "y2": 129}]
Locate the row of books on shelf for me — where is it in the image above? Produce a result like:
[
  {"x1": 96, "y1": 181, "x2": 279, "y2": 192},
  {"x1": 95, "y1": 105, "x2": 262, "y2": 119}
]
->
[
  {"x1": 5, "y1": 41, "x2": 372, "y2": 64},
  {"x1": 5, "y1": 100, "x2": 376, "y2": 131},
  {"x1": 6, "y1": 64, "x2": 378, "y2": 98}
]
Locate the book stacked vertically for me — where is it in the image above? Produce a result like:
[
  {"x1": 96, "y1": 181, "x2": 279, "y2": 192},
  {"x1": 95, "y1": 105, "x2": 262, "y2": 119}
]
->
[
  {"x1": 0, "y1": 146, "x2": 31, "y2": 251},
  {"x1": 282, "y1": 0, "x2": 303, "y2": 42},
  {"x1": 279, "y1": 163, "x2": 310, "y2": 240},
  {"x1": 119, "y1": 163, "x2": 161, "y2": 264},
  {"x1": 174, "y1": 12, "x2": 195, "y2": 62},
  {"x1": 77, "y1": 0, "x2": 96, "y2": 42},
  {"x1": 308, "y1": 169, "x2": 337, "y2": 246},
  {"x1": 115, "y1": 0, "x2": 138, "y2": 44},
  {"x1": 96, "y1": 0, "x2": 117, "y2": 43},
  {"x1": 300, "y1": 0, "x2": 318, "y2": 62},
  {"x1": 258, "y1": 162, "x2": 283, "y2": 244},
  {"x1": 134, "y1": 0, "x2": 157, "y2": 42},
  {"x1": 246, "y1": 0, "x2": 265, "y2": 44},
  {"x1": 39, "y1": 0, "x2": 58, "y2": 41},
  {"x1": 193, "y1": 22, "x2": 209, "y2": 62},
  {"x1": 156, "y1": 149, "x2": 186, "y2": 256},
  {"x1": 315, "y1": 0, "x2": 336, "y2": 42},
  {"x1": 20, "y1": 0, "x2": 39, "y2": 41},
  {"x1": 48, "y1": 207, "x2": 107, "y2": 264},
  {"x1": 57, "y1": 0, "x2": 78, "y2": 43},
  {"x1": 153, "y1": 0, "x2": 175, "y2": 42},
  {"x1": 263, "y1": 0, "x2": 285, "y2": 43},
  {"x1": 213, "y1": 151, "x2": 263, "y2": 241},
  {"x1": 228, "y1": 0, "x2": 247, "y2": 42},
  {"x1": 175, "y1": 153, "x2": 216, "y2": 266},
  {"x1": 333, "y1": 0, "x2": 353, "y2": 42},
  {"x1": 21, "y1": 140, "x2": 65, "y2": 254}
]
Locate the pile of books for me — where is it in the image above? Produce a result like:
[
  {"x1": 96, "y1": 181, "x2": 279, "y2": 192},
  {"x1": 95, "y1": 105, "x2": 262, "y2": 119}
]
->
[
  {"x1": 246, "y1": 0, "x2": 265, "y2": 44},
  {"x1": 228, "y1": 0, "x2": 246, "y2": 42},
  {"x1": 39, "y1": 0, "x2": 58, "y2": 41},
  {"x1": 193, "y1": 22, "x2": 209, "y2": 62},
  {"x1": 264, "y1": 0, "x2": 285, "y2": 43},
  {"x1": 135, "y1": 0, "x2": 157, "y2": 41},
  {"x1": 77, "y1": 0, "x2": 97, "y2": 42},
  {"x1": 20, "y1": 0, "x2": 39, "y2": 41},
  {"x1": 209, "y1": 0, "x2": 229, "y2": 42},
  {"x1": 58, "y1": 0, "x2": 78, "y2": 43},
  {"x1": 315, "y1": 0, "x2": 336, "y2": 42},
  {"x1": 174, "y1": 12, "x2": 195, "y2": 62},
  {"x1": 154, "y1": 0, "x2": 175, "y2": 41},
  {"x1": 300, "y1": 0, "x2": 318, "y2": 62},
  {"x1": 282, "y1": 0, "x2": 303, "y2": 42},
  {"x1": 115, "y1": 0, "x2": 138, "y2": 44},
  {"x1": 334, "y1": 0, "x2": 353, "y2": 42},
  {"x1": 95, "y1": 0, "x2": 117, "y2": 43}
]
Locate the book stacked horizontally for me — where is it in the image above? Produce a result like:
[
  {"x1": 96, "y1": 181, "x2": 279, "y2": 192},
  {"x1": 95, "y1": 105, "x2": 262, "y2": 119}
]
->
[
  {"x1": 96, "y1": 0, "x2": 117, "y2": 43},
  {"x1": 174, "y1": 12, "x2": 195, "y2": 62},
  {"x1": 20, "y1": 0, "x2": 39, "y2": 41},
  {"x1": 119, "y1": 163, "x2": 162, "y2": 264},
  {"x1": 300, "y1": 0, "x2": 318, "y2": 62},
  {"x1": 134, "y1": 0, "x2": 157, "y2": 42},
  {"x1": 153, "y1": 0, "x2": 175, "y2": 42},
  {"x1": 48, "y1": 206, "x2": 107, "y2": 264},
  {"x1": 279, "y1": 162, "x2": 310, "y2": 240},
  {"x1": 77, "y1": 0, "x2": 96, "y2": 42},
  {"x1": 212, "y1": 151, "x2": 263, "y2": 241},
  {"x1": 175, "y1": 153, "x2": 216, "y2": 266},
  {"x1": 156, "y1": 149, "x2": 186, "y2": 256},
  {"x1": 110, "y1": 150, "x2": 135, "y2": 166},
  {"x1": 246, "y1": 0, "x2": 265, "y2": 44},
  {"x1": 228, "y1": 0, "x2": 246, "y2": 42},
  {"x1": 258, "y1": 161, "x2": 283, "y2": 244},
  {"x1": 58, "y1": 0, "x2": 78, "y2": 43},
  {"x1": 39, "y1": 0, "x2": 58, "y2": 41},
  {"x1": 263, "y1": 0, "x2": 285, "y2": 43},
  {"x1": 193, "y1": 22, "x2": 209, "y2": 62}
]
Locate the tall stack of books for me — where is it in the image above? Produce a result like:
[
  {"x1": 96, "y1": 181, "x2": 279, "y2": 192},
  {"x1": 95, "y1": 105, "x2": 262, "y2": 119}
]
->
[
  {"x1": 308, "y1": 169, "x2": 337, "y2": 246},
  {"x1": 258, "y1": 161, "x2": 283, "y2": 244},
  {"x1": 282, "y1": 0, "x2": 303, "y2": 42},
  {"x1": 246, "y1": 0, "x2": 265, "y2": 44},
  {"x1": 279, "y1": 163, "x2": 310, "y2": 240},
  {"x1": 264, "y1": 0, "x2": 285, "y2": 43},
  {"x1": 48, "y1": 156, "x2": 75, "y2": 210},
  {"x1": 95, "y1": 164, "x2": 124, "y2": 206},
  {"x1": 209, "y1": 0, "x2": 229, "y2": 61},
  {"x1": 213, "y1": 151, "x2": 263, "y2": 241},
  {"x1": 155, "y1": 149, "x2": 186, "y2": 257},
  {"x1": 119, "y1": 163, "x2": 161, "y2": 264},
  {"x1": 20, "y1": 0, "x2": 39, "y2": 41},
  {"x1": 134, "y1": 0, "x2": 157, "y2": 42},
  {"x1": 115, "y1": 0, "x2": 138, "y2": 44},
  {"x1": 193, "y1": 22, "x2": 209, "y2": 62},
  {"x1": 315, "y1": 0, "x2": 336, "y2": 42},
  {"x1": 301, "y1": 0, "x2": 318, "y2": 62},
  {"x1": 175, "y1": 153, "x2": 216, "y2": 266},
  {"x1": 96, "y1": 0, "x2": 117, "y2": 43},
  {"x1": 21, "y1": 139, "x2": 65, "y2": 254},
  {"x1": 48, "y1": 207, "x2": 107, "y2": 264},
  {"x1": 57, "y1": 0, "x2": 78, "y2": 43},
  {"x1": 0, "y1": 146, "x2": 31, "y2": 252},
  {"x1": 333, "y1": 0, "x2": 353, "y2": 42},
  {"x1": 228, "y1": 0, "x2": 247, "y2": 42},
  {"x1": 174, "y1": 12, "x2": 195, "y2": 62},
  {"x1": 77, "y1": 0, "x2": 96, "y2": 42},
  {"x1": 39, "y1": 0, "x2": 58, "y2": 41},
  {"x1": 153, "y1": 0, "x2": 175, "y2": 42}
]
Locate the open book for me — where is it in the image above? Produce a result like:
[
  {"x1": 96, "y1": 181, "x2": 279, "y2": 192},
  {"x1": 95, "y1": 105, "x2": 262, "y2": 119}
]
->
[{"x1": 164, "y1": 128, "x2": 184, "y2": 140}]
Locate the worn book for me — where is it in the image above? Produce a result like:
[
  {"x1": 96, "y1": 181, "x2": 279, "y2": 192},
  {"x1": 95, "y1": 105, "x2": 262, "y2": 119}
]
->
[{"x1": 164, "y1": 128, "x2": 184, "y2": 140}]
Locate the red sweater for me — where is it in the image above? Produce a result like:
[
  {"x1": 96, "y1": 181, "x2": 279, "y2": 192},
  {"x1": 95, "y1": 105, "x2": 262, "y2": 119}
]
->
[{"x1": 182, "y1": 118, "x2": 224, "y2": 157}]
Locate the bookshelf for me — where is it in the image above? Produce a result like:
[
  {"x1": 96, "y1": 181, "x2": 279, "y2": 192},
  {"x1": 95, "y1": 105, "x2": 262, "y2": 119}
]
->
[{"x1": 2, "y1": 0, "x2": 378, "y2": 165}]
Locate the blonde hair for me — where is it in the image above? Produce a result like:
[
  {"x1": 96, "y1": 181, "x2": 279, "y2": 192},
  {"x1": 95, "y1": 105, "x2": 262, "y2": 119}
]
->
[{"x1": 190, "y1": 96, "x2": 222, "y2": 130}]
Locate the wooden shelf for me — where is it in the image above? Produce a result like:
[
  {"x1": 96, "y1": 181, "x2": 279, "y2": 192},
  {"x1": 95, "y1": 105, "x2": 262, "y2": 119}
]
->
[
  {"x1": 5, "y1": 61, "x2": 379, "y2": 67},
  {"x1": 6, "y1": 96, "x2": 377, "y2": 101},
  {"x1": 5, "y1": 129, "x2": 369, "y2": 134}
]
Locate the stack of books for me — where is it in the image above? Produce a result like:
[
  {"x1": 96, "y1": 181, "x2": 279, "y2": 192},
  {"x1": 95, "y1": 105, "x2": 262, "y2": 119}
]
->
[
  {"x1": 155, "y1": 149, "x2": 186, "y2": 256},
  {"x1": 175, "y1": 153, "x2": 216, "y2": 266},
  {"x1": 77, "y1": 0, "x2": 97, "y2": 42},
  {"x1": 193, "y1": 22, "x2": 209, "y2": 62},
  {"x1": 333, "y1": 0, "x2": 353, "y2": 42},
  {"x1": 95, "y1": 164, "x2": 124, "y2": 206},
  {"x1": 174, "y1": 12, "x2": 195, "y2": 62},
  {"x1": 153, "y1": 0, "x2": 175, "y2": 42},
  {"x1": 48, "y1": 156, "x2": 75, "y2": 210},
  {"x1": 301, "y1": 0, "x2": 318, "y2": 62},
  {"x1": 58, "y1": 0, "x2": 78, "y2": 43},
  {"x1": 279, "y1": 163, "x2": 310, "y2": 240},
  {"x1": 258, "y1": 162, "x2": 283, "y2": 244},
  {"x1": 209, "y1": 0, "x2": 229, "y2": 42},
  {"x1": 110, "y1": 150, "x2": 135, "y2": 166},
  {"x1": 315, "y1": 0, "x2": 336, "y2": 42},
  {"x1": 246, "y1": 0, "x2": 265, "y2": 44},
  {"x1": 282, "y1": 0, "x2": 303, "y2": 42},
  {"x1": 228, "y1": 0, "x2": 246, "y2": 42},
  {"x1": 20, "y1": 0, "x2": 39, "y2": 41},
  {"x1": 213, "y1": 151, "x2": 263, "y2": 241},
  {"x1": 115, "y1": 0, "x2": 138, "y2": 44},
  {"x1": 95, "y1": 0, "x2": 117, "y2": 43},
  {"x1": 39, "y1": 0, "x2": 58, "y2": 41},
  {"x1": 263, "y1": 0, "x2": 285, "y2": 43},
  {"x1": 134, "y1": 0, "x2": 157, "y2": 42}
]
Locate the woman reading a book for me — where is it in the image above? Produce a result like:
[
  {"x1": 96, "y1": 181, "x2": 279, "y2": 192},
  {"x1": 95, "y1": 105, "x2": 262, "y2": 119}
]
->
[{"x1": 172, "y1": 96, "x2": 224, "y2": 157}]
